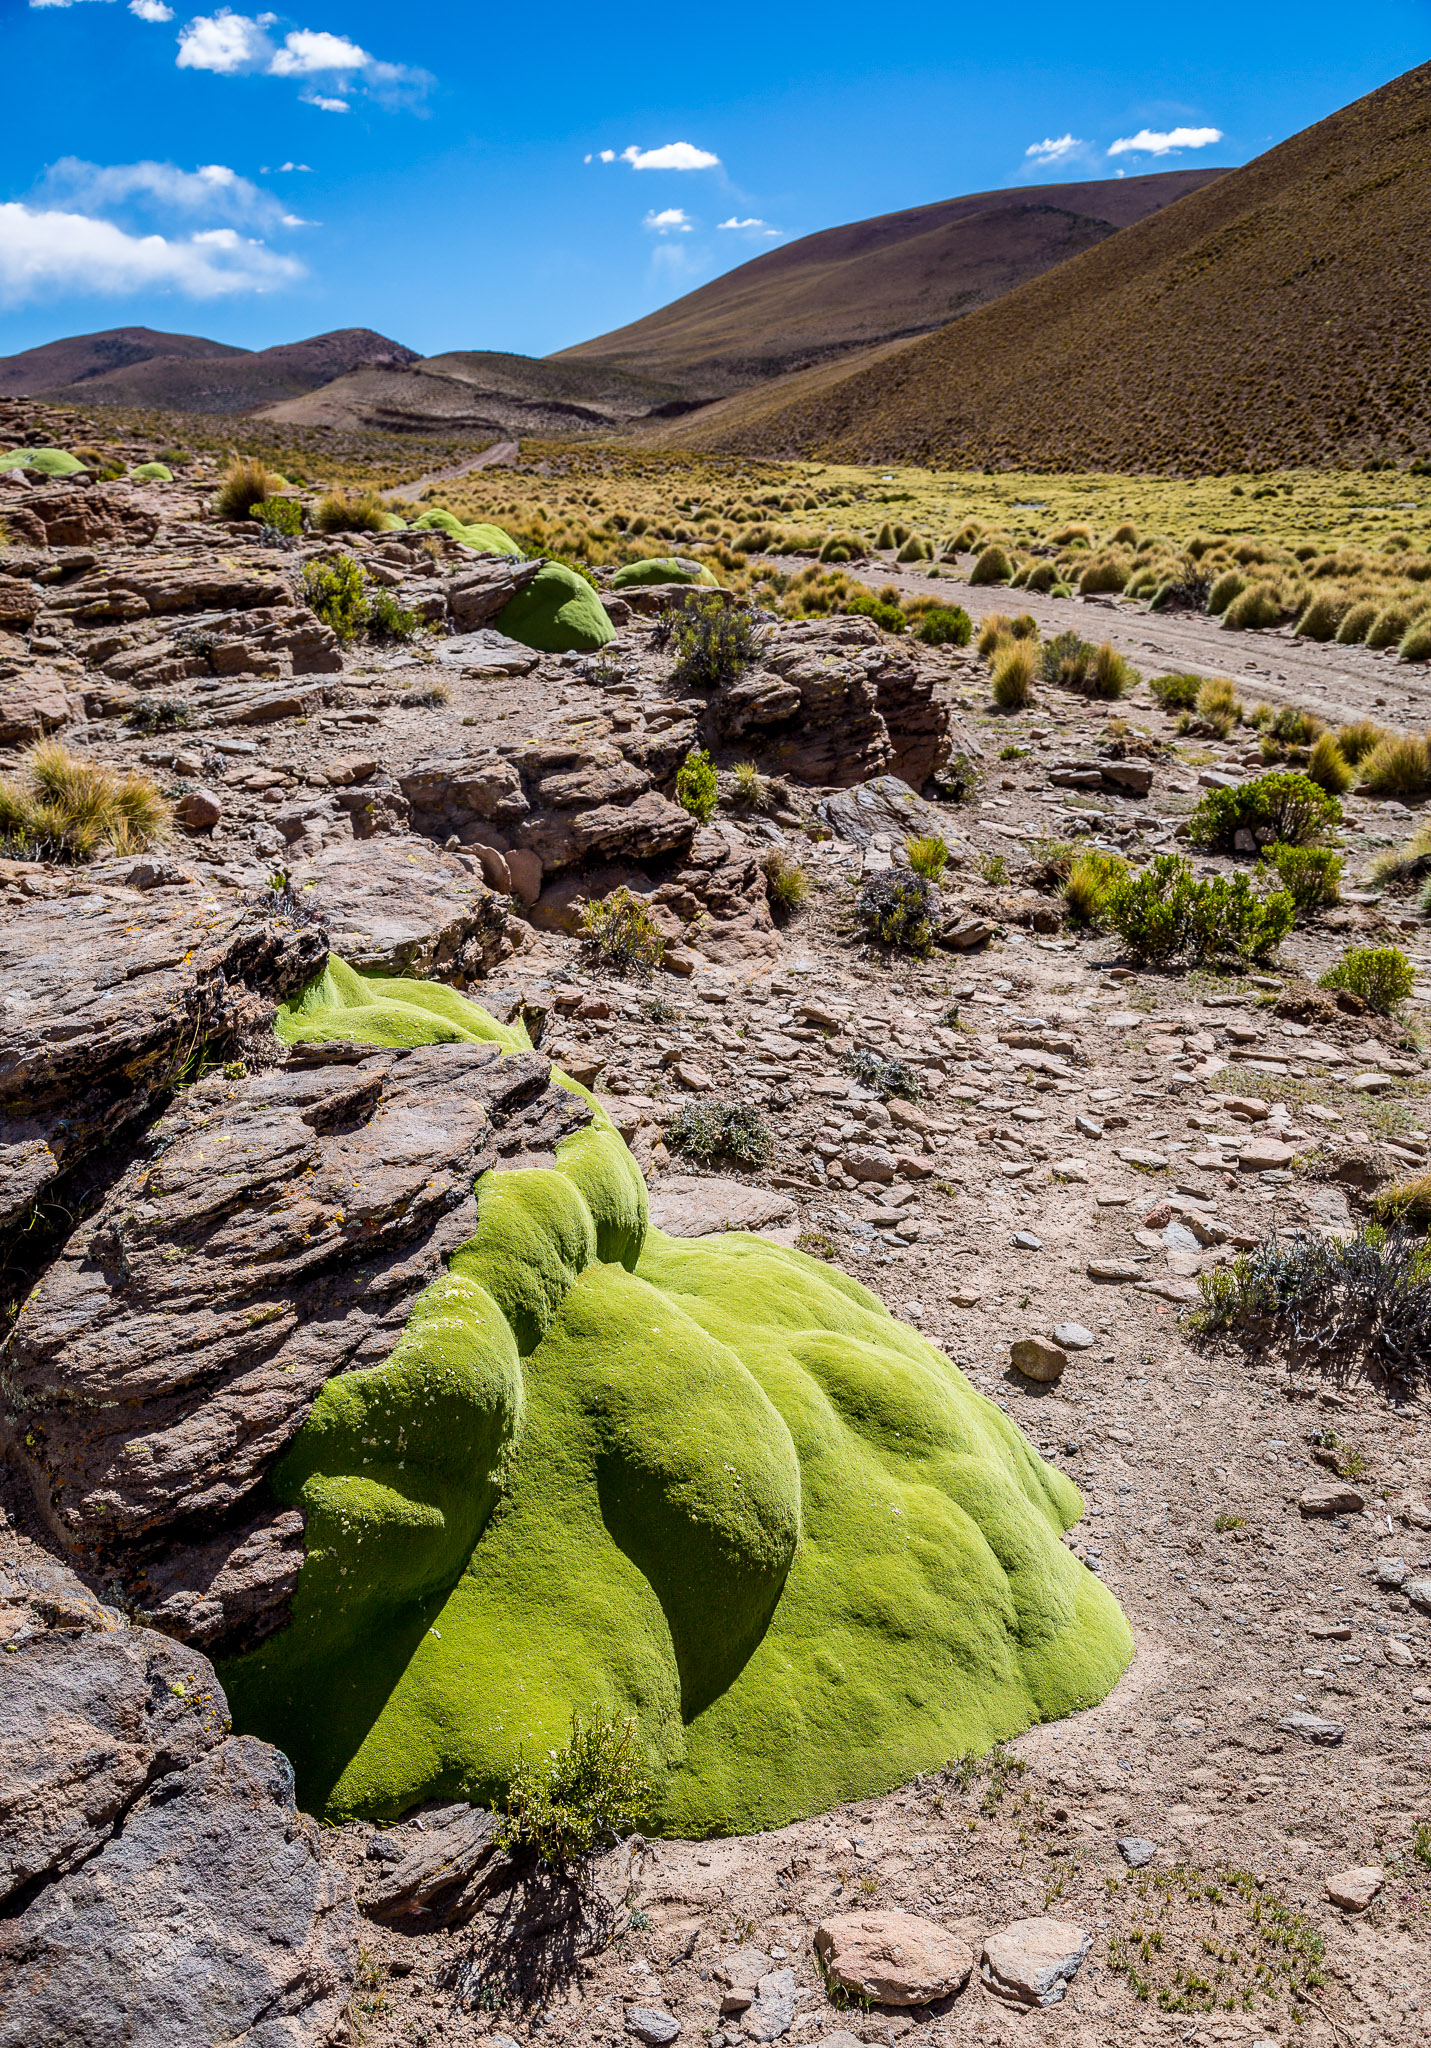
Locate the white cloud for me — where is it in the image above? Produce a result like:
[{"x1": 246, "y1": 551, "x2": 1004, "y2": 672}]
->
[
  {"x1": 278, "y1": 162, "x2": 313, "y2": 171},
  {"x1": 621, "y1": 142, "x2": 720, "y2": 171},
  {"x1": 1109, "y1": 124, "x2": 1223, "y2": 156},
  {"x1": 0, "y1": 201, "x2": 303, "y2": 303},
  {"x1": 1024, "y1": 133, "x2": 1086, "y2": 167},
  {"x1": 644, "y1": 207, "x2": 693, "y2": 233},
  {"x1": 176, "y1": 11, "x2": 429, "y2": 105},
  {"x1": 718, "y1": 215, "x2": 775, "y2": 232},
  {"x1": 129, "y1": 0, "x2": 173, "y2": 18},
  {"x1": 36, "y1": 157, "x2": 295, "y2": 232}
]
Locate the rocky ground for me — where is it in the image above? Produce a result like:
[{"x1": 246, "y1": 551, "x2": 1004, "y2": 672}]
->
[{"x1": 0, "y1": 420, "x2": 1428, "y2": 2048}]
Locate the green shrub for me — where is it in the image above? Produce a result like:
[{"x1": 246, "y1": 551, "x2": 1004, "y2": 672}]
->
[
  {"x1": 1305, "y1": 732, "x2": 1354, "y2": 795},
  {"x1": 844, "y1": 594, "x2": 906, "y2": 632},
  {"x1": 933, "y1": 753, "x2": 980, "y2": 803},
  {"x1": 669, "y1": 599, "x2": 760, "y2": 688},
  {"x1": 500, "y1": 1712, "x2": 650, "y2": 1868},
  {"x1": 914, "y1": 605, "x2": 971, "y2": 647},
  {"x1": 666, "y1": 1099, "x2": 773, "y2": 1167},
  {"x1": 1038, "y1": 630, "x2": 1093, "y2": 690},
  {"x1": 1222, "y1": 582, "x2": 1285, "y2": 630},
  {"x1": 250, "y1": 495, "x2": 302, "y2": 537},
  {"x1": 1078, "y1": 556, "x2": 1128, "y2": 596},
  {"x1": 763, "y1": 848, "x2": 809, "y2": 922},
  {"x1": 969, "y1": 544, "x2": 1013, "y2": 586},
  {"x1": 1186, "y1": 771, "x2": 1340, "y2": 853},
  {"x1": 1102, "y1": 853, "x2": 1292, "y2": 964},
  {"x1": 990, "y1": 640, "x2": 1036, "y2": 709},
  {"x1": 1400, "y1": 617, "x2": 1431, "y2": 663},
  {"x1": 1207, "y1": 569, "x2": 1246, "y2": 615},
  {"x1": 1007, "y1": 613, "x2": 1039, "y2": 640},
  {"x1": 1182, "y1": 871, "x2": 1295, "y2": 961},
  {"x1": 1335, "y1": 599, "x2": 1379, "y2": 644},
  {"x1": 1366, "y1": 603, "x2": 1412, "y2": 649},
  {"x1": 1062, "y1": 848, "x2": 1128, "y2": 925},
  {"x1": 1318, "y1": 945, "x2": 1416, "y2": 1013},
  {"x1": 302, "y1": 555, "x2": 369, "y2": 643},
  {"x1": 579, "y1": 886, "x2": 665, "y2": 977},
  {"x1": 1360, "y1": 733, "x2": 1431, "y2": 797},
  {"x1": 1102, "y1": 853, "x2": 1193, "y2": 962},
  {"x1": 1148, "y1": 671, "x2": 1203, "y2": 710},
  {"x1": 856, "y1": 869, "x2": 936, "y2": 953},
  {"x1": 905, "y1": 834, "x2": 949, "y2": 881},
  {"x1": 676, "y1": 746, "x2": 718, "y2": 822},
  {"x1": 214, "y1": 455, "x2": 279, "y2": 522},
  {"x1": 1335, "y1": 717, "x2": 1387, "y2": 765},
  {"x1": 1261, "y1": 842, "x2": 1341, "y2": 909},
  {"x1": 367, "y1": 589, "x2": 418, "y2": 641}
]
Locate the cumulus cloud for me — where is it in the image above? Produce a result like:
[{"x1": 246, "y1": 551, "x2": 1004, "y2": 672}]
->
[
  {"x1": 718, "y1": 216, "x2": 780, "y2": 237},
  {"x1": 1024, "y1": 133, "x2": 1086, "y2": 168},
  {"x1": 644, "y1": 207, "x2": 693, "y2": 233},
  {"x1": 621, "y1": 142, "x2": 720, "y2": 171},
  {"x1": 1109, "y1": 124, "x2": 1223, "y2": 156},
  {"x1": 0, "y1": 202, "x2": 303, "y2": 303},
  {"x1": 176, "y1": 11, "x2": 429, "y2": 106},
  {"x1": 35, "y1": 157, "x2": 299, "y2": 233}
]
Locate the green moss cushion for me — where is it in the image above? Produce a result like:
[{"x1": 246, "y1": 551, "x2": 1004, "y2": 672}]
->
[
  {"x1": 0, "y1": 447, "x2": 85, "y2": 475},
  {"x1": 612, "y1": 556, "x2": 719, "y2": 589},
  {"x1": 492, "y1": 561, "x2": 615, "y2": 654},
  {"x1": 128, "y1": 462, "x2": 173, "y2": 482},
  {"x1": 224, "y1": 963, "x2": 1132, "y2": 1836},
  {"x1": 412, "y1": 509, "x2": 521, "y2": 555}
]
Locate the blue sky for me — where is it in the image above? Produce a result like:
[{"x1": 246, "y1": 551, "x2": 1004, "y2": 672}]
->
[{"x1": 3, "y1": 2, "x2": 1428, "y2": 361}]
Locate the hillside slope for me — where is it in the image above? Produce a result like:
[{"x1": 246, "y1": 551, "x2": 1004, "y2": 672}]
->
[
  {"x1": 259, "y1": 349, "x2": 686, "y2": 437},
  {"x1": 0, "y1": 326, "x2": 243, "y2": 397},
  {"x1": 666, "y1": 61, "x2": 1431, "y2": 470},
  {"x1": 553, "y1": 168, "x2": 1225, "y2": 397},
  {"x1": 31, "y1": 329, "x2": 417, "y2": 415}
]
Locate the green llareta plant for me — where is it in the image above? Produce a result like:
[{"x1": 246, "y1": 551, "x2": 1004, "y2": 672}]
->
[
  {"x1": 676, "y1": 746, "x2": 719, "y2": 823},
  {"x1": 222, "y1": 961, "x2": 1133, "y2": 1836}
]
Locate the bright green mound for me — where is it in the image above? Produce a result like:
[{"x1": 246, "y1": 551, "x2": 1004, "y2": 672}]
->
[
  {"x1": 612, "y1": 556, "x2": 720, "y2": 589},
  {"x1": 223, "y1": 962, "x2": 1132, "y2": 1836},
  {"x1": 129, "y1": 461, "x2": 173, "y2": 482},
  {"x1": 0, "y1": 447, "x2": 85, "y2": 475},
  {"x1": 492, "y1": 561, "x2": 615, "y2": 653},
  {"x1": 412, "y1": 508, "x2": 522, "y2": 555}
]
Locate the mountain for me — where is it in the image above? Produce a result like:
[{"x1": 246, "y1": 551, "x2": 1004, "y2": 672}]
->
[
  {"x1": 257, "y1": 349, "x2": 689, "y2": 437},
  {"x1": 0, "y1": 326, "x2": 244, "y2": 398},
  {"x1": 27, "y1": 329, "x2": 418, "y2": 416},
  {"x1": 552, "y1": 168, "x2": 1227, "y2": 398},
  {"x1": 660, "y1": 61, "x2": 1431, "y2": 471}
]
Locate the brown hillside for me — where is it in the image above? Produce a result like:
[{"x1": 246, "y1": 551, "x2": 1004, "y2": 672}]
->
[
  {"x1": 0, "y1": 326, "x2": 243, "y2": 397},
  {"x1": 669, "y1": 61, "x2": 1431, "y2": 471},
  {"x1": 260, "y1": 350, "x2": 686, "y2": 437},
  {"x1": 34, "y1": 329, "x2": 417, "y2": 415},
  {"x1": 554, "y1": 168, "x2": 1225, "y2": 397}
]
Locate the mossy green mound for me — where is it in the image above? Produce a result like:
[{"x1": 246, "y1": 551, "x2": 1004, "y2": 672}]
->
[
  {"x1": 612, "y1": 556, "x2": 719, "y2": 589},
  {"x1": 492, "y1": 561, "x2": 615, "y2": 654},
  {"x1": 129, "y1": 461, "x2": 173, "y2": 482},
  {"x1": 225, "y1": 963, "x2": 1132, "y2": 1836},
  {"x1": 412, "y1": 509, "x2": 521, "y2": 555},
  {"x1": 0, "y1": 447, "x2": 86, "y2": 476}
]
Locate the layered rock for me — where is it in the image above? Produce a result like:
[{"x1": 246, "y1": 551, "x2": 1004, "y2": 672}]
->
[
  {"x1": 284, "y1": 834, "x2": 508, "y2": 980},
  {"x1": 3, "y1": 1038, "x2": 592, "y2": 1653},
  {"x1": 1, "y1": 482, "x2": 161, "y2": 552}
]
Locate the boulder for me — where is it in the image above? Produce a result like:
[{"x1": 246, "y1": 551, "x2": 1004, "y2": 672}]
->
[
  {"x1": 0, "y1": 670, "x2": 76, "y2": 746},
  {"x1": 3, "y1": 1041, "x2": 592, "y2": 1652},
  {"x1": 492, "y1": 562, "x2": 615, "y2": 653},
  {"x1": 1010, "y1": 1336, "x2": 1067, "y2": 1383},
  {"x1": 445, "y1": 556, "x2": 542, "y2": 633},
  {"x1": 513, "y1": 788, "x2": 697, "y2": 873},
  {"x1": 814, "y1": 1909, "x2": 976, "y2": 2006},
  {"x1": 0, "y1": 483, "x2": 160, "y2": 552},
  {"x1": 437, "y1": 628, "x2": 540, "y2": 676},
  {"x1": 980, "y1": 1918, "x2": 1091, "y2": 2008},
  {"x1": 285, "y1": 834, "x2": 508, "y2": 981},
  {"x1": 0, "y1": 894, "x2": 325, "y2": 1237},
  {"x1": 647, "y1": 1178, "x2": 796, "y2": 1239},
  {"x1": 819, "y1": 774, "x2": 953, "y2": 849},
  {"x1": 1100, "y1": 759, "x2": 1154, "y2": 795}
]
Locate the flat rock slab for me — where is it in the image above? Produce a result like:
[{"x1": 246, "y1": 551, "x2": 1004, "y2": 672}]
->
[
  {"x1": 1088, "y1": 1259, "x2": 1141, "y2": 1282},
  {"x1": 648, "y1": 1177, "x2": 796, "y2": 1240},
  {"x1": 1277, "y1": 1711, "x2": 1345, "y2": 1745},
  {"x1": 1239, "y1": 1138, "x2": 1296, "y2": 1170},
  {"x1": 814, "y1": 1909, "x2": 976, "y2": 2006},
  {"x1": 1053, "y1": 1322, "x2": 1096, "y2": 1350},
  {"x1": 980, "y1": 1917, "x2": 1091, "y2": 2008},
  {"x1": 1325, "y1": 1866, "x2": 1384, "y2": 1911},
  {"x1": 818, "y1": 775, "x2": 951, "y2": 849},
  {"x1": 1300, "y1": 1483, "x2": 1366, "y2": 1515},
  {"x1": 437, "y1": 629, "x2": 540, "y2": 676},
  {"x1": 287, "y1": 834, "x2": 506, "y2": 982},
  {"x1": 625, "y1": 2008, "x2": 680, "y2": 2044}
]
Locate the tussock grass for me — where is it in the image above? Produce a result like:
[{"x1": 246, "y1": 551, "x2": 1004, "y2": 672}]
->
[
  {"x1": 1306, "y1": 731, "x2": 1355, "y2": 794},
  {"x1": 214, "y1": 455, "x2": 280, "y2": 522},
  {"x1": 1335, "y1": 717, "x2": 1388, "y2": 765},
  {"x1": 313, "y1": 492, "x2": 388, "y2": 534},
  {"x1": 763, "y1": 848, "x2": 809, "y2": 922},
  {"x1": 0, "y1": 740, "x2": 169, "y2": 862},
  {"x1": 1360, "y1": 732, "x2": 1431, "y2": 798},
  {"x1": 969, "y1": 543, "x2": 1013, "y2": 586},
  {"x1": 990, "y1": 640, "x2": 1037, "y2": 709}
]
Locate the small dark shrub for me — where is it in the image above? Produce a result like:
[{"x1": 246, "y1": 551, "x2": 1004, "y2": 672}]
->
[
  {"x1": 126, "y1": 696, "x2": 193, "y2": 734},
  {"x1": 500, "y1": 1712, "x2": 650, "y2": 1868},
  {"x1": 913, "y1": 605, "x2": 971, "y2": 647},
  {"x1": 933, "y1": 754, "x2": 980, "y2": 804},
  {"x1": 250, "y1": 495, "x2": 302, "y2": 537},
  {"x1": 855, "y1": 869, "x2": 935, "y2": 954},
  {"x1": 579, "y1": 887, "x2": 665, "y2": 977},
  {"x1": 1102, "y1": 853, "x2": 1292, "y2": 964},
  {"x1": 1038, "y1": 631, "x2": 1094, "y2": 690},
  {"x1": 302, "y1": 555, "x2": 370, "y2": 643},
  {"x1": 1318, "y1": 945, "x2": 1415, "y2": 1014},
  {"x1": 1147, "y1": 672, "x2": 1203, "y2": 710},
  {"x1": 1186, "y1": 771, "x2": 1340, "y2": 853},
  {"x1": 668, "y1": 599, "x2": 760, "y2": 689},
  {"x1": 845, "y1": 1047, "x2": 922, "y2": 1099},
  {"x1": 367, "y1": 589, "x2": 418, "y2": 641},
  {"x1": 666, "y1": 1099, "x2": 773, "y2": 1168}
]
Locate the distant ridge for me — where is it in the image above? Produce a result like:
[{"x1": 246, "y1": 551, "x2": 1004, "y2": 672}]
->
[
  {"x1": 0, "y1": 326, "x2": 244, "y2": 399},
  {"x1": 552, "y1": 167, "x2": 1226, "y2": 398},
  {"x1": 659, "y1": 61, "x2": 1431, "y2": 471},
  {"x1": 256, "y1": 350, "x2": 689, "y2": 439},
  {"x1": 23, "y1": 329, "x2": 419, "y2": 417}
]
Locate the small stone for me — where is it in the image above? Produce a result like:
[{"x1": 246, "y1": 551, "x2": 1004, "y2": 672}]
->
[
  {"x1": 1074, "y1": 1114, "x2": 1103, "y2": 1138},
  {"x1": 662, "y1": 946, "x2": 698, "y2": 977},
  {"x1": 1087, "y1": 1259, "x2": 1140, "y2": 1281},
  {"x1": 626, "y1": 2007, "x2": 680, "y2": 2045},
  {"x1": 1239, "y1": 1137, "x2": 1295, "y2": 1171},
  {"x1": 1116, "y1": 1147, "x2": 1168, "y2": 1169},
  {"x1": 674, "y1": 1061, "x2": 715, "y2": 1092},
  {"x1": 1385, "y1": 1639, "x2": 1416, "y2": 1667},
  {"x1": 1224, "y1": 1096, "x2": 1270, "y2": 1121},
  {"x1": 1011, "y1": 1230, "x2": 1043, "y2": 1250},
  {"x1": 176, "y1": 787, "x2": 223, "y2": 831},
  {"x1": 505, "y1": 846, "x2": 543, "y2": 906},
  {"x1": 1117, "y1": 1837, "x2": 1157, "y2": 1869},
  {"x1": 1141, "y1": 1202, "x2": 1174, "y2": 1230},
  {"x1": 1276, "y1": 1711, "x2": 1344, "y2": 1745},
  {"x1": 324, "y1": 753, "x2": 377, "y2": 786},
  {"x1": 741, "y1": 1968, "x2": 797, "y2": 2041},
  {"x1": 1010, "y1": 1336, "x2": 1067, "y2": 1384},
  {"x1": 1370, "y1": 1556, "x2": 1408, "y2": 1588},
  {"x1": 980, "y1": 1918, "x2": 1091, "y2": 2008},
  {"x1": 1052, "y1": 1322, "x2": 1096, "y2": 1350},
  {"x1": 814, "y1": 1910, "x2": 976, "y2": 2007},
  {"x1": 1405, "y1": 1577, "x2": 1431, "y2": 1613},
  {"x1": 1325, "y1": 1866, "x2": 1384, "y2": 1912},
  {"x1": 1050, "y1": 1157, "x2": 1089, "y2": 1181},
  {"x1": 1299, "y1": 1484, "x2": 1366, "y2": 1516},
  {"x1": 844, "y1": 1145, "x2": 897, "y2": 1184}
]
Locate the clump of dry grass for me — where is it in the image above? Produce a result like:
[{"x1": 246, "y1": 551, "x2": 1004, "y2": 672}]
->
[
  {"x1": 0, "y1": 740, "x2": 169, "y2": 862},
  {"x1": 314, "y1": 492, "x2": 389, "y2": 534},
  {"x1": 1335, "y1": 717, "x2": 1387, "y2": 765},
  {"x1": 1360, "y1": 732, "x2": 1431, "y2": 797},
  {"x1": 990, "y1": 640, "x2": 1037, "y2": 708},
  {"x1": 214, "y1": 455, "x2": 281, "y2": 522}
]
